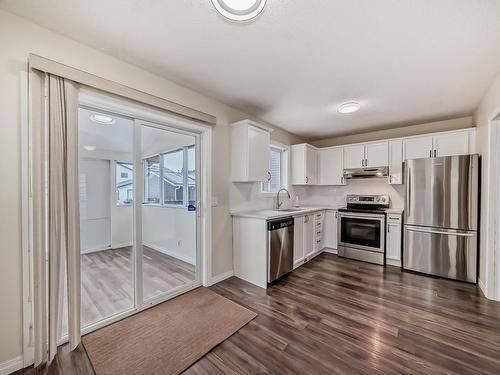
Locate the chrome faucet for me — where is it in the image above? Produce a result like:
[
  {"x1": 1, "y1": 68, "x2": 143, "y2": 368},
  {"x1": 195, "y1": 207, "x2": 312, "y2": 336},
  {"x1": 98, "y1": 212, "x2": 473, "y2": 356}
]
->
[{"x1": 275, "y1": 188, "x2": 291, "y2": 210}]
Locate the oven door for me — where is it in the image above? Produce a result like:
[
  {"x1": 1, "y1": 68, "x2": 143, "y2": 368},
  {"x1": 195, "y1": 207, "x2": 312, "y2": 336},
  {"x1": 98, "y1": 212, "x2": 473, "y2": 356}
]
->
[{"x1": 338, "y1": 212, "x2": 385, "y2": 252}]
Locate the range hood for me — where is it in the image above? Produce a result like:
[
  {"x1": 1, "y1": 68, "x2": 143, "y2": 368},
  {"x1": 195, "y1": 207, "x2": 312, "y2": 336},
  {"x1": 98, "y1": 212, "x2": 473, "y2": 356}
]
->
[{"x1": 343, "y1": 166, "x2": 389, "y2": 179}]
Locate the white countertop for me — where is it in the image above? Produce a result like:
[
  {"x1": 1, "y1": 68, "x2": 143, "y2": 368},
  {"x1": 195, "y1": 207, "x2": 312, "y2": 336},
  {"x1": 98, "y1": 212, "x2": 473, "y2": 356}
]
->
[
  {"x1": 231, "y1": 206, "x2": 404, "y2": 219},
  {"x1": 385, "y1": 208, "x2": 404, "y2": 214},
  {"x1": 230, "y1": 206, "x2": 342, "y2": 220}
]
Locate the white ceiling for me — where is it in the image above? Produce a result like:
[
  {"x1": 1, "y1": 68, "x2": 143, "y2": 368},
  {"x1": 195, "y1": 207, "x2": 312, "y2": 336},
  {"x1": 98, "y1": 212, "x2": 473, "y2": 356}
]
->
[{"x1": 4, "y1": 0, "x2": 500, "y2": 139}]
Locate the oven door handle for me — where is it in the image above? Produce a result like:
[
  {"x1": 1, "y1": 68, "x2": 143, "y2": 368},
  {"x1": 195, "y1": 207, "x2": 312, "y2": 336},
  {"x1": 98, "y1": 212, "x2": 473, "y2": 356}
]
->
[{"x1": 338, "y1": 213, "x2": 385, "y2": 221}]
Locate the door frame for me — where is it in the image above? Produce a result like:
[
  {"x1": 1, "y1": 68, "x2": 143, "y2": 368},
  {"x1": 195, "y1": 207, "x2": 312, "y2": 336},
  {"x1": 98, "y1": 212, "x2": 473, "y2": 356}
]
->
[
  {"x1": 485, "y1": 115, "x2": 500, "y2": 300},
  {"x1": 22, "y1": 86, "x2": 213, "y2": 365}
]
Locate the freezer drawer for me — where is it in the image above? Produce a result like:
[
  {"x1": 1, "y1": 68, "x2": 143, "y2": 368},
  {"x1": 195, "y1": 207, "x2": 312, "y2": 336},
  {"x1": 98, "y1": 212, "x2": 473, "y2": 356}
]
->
[{"x1": 403, "y1": 225, "x2": 477, "y2": 283}]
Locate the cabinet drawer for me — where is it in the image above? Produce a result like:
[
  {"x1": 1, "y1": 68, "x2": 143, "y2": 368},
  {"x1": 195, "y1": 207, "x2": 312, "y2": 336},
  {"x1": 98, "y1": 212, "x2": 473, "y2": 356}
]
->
[
  {"x1": 387, "y1": 215, "x2": 402, "y2": 223},
  {"x1": 314, "y1": 212, "x2": 325, "y2": 220},
  {"x1": 315, "y1": 228, "x2": 323, "y2": 237},
  {"x1": 314, "y1": 219, "x2": 324, "y2": 228}
]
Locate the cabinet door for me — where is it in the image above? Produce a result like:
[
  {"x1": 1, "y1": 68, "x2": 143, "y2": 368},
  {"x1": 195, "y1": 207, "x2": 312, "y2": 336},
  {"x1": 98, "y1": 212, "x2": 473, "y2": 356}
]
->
[
  {"x1": 404, "y1": 136, "x2": 433, "y2": 160},
  {"x1": 293, "y1": 216, "x2": 305, "y2": 268},
  {"x1": 388, "y1": 140, "x2": 403, "y2": 184},
  {"x1": 365, "y1": 142, "x2": 388, "y2": 167},
  {"x1": 291, "y1": 145, "x2": 306, "y2": 184},
  {"x1": 247, "y1": 126, "x2": 270, "y2": 181},
  {"x1": 303, "y1": 215, "x2": 314, "y2": 258},
  {"x1": 343, "y1": 144, "x2": 365, "y2": 169},
  {"x1": 386, "y1": 223, "x2": 402, "y2": 266},
  {"x1": 319, "y1": 147, "x2": 344, "y2": 185},
  {"x1": 323, "y1": 210, "x2": 338, "y2": 250},
  {"x1": 433, "y1": 131, "x2": 469, "y2": 157},
  {"x1": 305, "y1": 146, "x2": 318, "y2": 184}
]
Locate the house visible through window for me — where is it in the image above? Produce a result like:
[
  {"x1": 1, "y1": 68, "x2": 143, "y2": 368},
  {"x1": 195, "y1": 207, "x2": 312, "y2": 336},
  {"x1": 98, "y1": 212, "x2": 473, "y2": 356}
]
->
[
  {"x1": 116, "y1": 162, "x2": 133, "y2": 205},
  {"x1": 261, "y1": 146, "x2": 285, "y2": 193},
  {"x1": 142, "y1": 145, "x2": 196, "y2": 207}
]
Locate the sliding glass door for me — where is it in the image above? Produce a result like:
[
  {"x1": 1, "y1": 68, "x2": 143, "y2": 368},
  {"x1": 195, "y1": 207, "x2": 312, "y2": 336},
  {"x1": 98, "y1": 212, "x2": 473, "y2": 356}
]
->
[
  {"x1": 74, "y1": 106, "x2": 201, "y2": 335},
  {"x1": 139, "y1": 123, "x2": 199, "y2": 302}
]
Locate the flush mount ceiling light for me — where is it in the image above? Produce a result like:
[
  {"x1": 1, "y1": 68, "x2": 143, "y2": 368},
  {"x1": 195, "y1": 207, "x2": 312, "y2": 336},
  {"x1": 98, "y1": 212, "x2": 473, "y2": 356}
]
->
[
  {"x1": 89, "y1": 113, "x2": 116, "y2": 125},
  {"x1": 83, "y1": 145, "x2": 97, "y2": 151},
  {"x1": 338, "y1": 102, "x2": 361, "y2": 114},
  {"x1": 211, "y1": 0, "x2": 267, "y2": 21}
]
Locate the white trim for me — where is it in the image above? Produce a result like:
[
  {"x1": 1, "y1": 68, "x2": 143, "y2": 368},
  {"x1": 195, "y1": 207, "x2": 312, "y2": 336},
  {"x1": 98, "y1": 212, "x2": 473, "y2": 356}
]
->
[
  {"x1": 322, "y1": 248, "x2": 338, "y2": 255},
  {"x1": 386, "y1": 259, "x2": 402, "y2": 267},
  {"x1": 0, "y1": 356, "x2": 24, "y2": 375},
  {"x1": 21, "y1": 71, "x2": 34, "y2": 368},
  {"x1": 479, "y1": 278, "x2": 489, "y2": 299},
  {"x1": 143, "y1": 241, "x2": 196, "y2": 265},
  {"x1": 209, "y1": 270, "x2": 234, "y2": 286}
]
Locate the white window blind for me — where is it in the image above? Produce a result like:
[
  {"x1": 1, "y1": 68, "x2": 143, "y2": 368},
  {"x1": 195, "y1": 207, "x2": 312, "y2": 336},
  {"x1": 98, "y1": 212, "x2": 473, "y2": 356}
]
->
[{"x1": 261, "y1": 147, "x2": 283, "y2": 193}]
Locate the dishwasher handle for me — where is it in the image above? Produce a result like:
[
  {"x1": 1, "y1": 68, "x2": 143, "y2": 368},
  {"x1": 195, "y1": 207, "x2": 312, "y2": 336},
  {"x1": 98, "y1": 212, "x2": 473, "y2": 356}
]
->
[{"x1": 267, "y1": 217, "x2": 294, "y2": 231}]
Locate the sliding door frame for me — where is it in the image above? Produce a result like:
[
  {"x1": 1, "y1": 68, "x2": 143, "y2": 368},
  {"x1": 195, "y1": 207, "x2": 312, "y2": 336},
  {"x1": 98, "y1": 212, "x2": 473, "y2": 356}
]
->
[
  {"x1": 134, "y1": 118, "x2": 203, "y2": 309},
  {"x1": 23, "y1": 86, "x2": 213, "y2": 360}
]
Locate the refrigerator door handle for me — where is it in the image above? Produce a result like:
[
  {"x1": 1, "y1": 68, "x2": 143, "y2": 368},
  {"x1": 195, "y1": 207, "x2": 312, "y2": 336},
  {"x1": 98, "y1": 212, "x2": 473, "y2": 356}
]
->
[
  {"x1": 405, "y1": 226, "x2": 475, "y2": 237},
  {"x1": 406, "y1": 168, "x2": 411, "y2": 217}
]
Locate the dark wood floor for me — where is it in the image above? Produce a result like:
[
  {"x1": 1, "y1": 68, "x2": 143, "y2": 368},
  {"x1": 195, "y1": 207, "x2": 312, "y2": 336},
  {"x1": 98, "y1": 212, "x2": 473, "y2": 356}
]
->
[{"x1": 16, "y1": 254, "x2": 500, "y2": 375}]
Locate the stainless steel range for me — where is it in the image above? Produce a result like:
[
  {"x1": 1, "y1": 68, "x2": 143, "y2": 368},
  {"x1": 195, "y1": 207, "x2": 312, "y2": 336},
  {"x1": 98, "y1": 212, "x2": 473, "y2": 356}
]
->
[{"x1": 338, "y1": 194, "x2": 390, "y2": 265}]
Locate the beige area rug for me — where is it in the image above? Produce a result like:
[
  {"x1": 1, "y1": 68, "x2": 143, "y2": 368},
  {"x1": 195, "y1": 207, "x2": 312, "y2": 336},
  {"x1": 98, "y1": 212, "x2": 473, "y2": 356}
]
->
[{"x1": 83, "y1": 287, "x2": 257, "y2": 375}]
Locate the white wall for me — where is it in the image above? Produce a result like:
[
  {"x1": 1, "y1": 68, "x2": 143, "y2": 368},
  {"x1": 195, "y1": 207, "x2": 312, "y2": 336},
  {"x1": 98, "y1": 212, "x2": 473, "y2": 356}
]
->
[
  {"x1": 0, "y1": 9, "x2": 303, "y2": 364},
  {"x1": 142, "y1": 207, "x2": 196, "y2": 265},
  {"x1": 474, "y1": 71, "x2": 500, "y2": 297},
  {"x1": 310, "y1": 117, "x2": 473, "y2": 148}
]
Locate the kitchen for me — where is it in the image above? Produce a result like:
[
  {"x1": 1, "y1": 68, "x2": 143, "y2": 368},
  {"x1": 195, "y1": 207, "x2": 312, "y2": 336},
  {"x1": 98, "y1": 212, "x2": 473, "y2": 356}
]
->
[{"x1": 231, "y1": 119, "x2": 478, "y2": 289}]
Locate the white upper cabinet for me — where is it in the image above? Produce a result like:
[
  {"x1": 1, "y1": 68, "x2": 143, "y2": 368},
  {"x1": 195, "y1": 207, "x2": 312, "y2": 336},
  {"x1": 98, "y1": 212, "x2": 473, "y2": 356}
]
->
[
  {"x1": 344, "y1": 142, "x2": 388, "y2": 169},
  {"x1": 291, "y1": 144, "x2": 318, "y2": 185},
  {"x1": 433, "y1": 131, "x2": 469, "y2": 157},
  {"x1": 318, "y1": 147, "x2": 345, "y2": 185},
  {"x1": 403, "y1": 136, "x2": 434, "y2": 160},
  {"x1": 231, "y1": 120, "x2": 271, "y2": 182},
  {"x1": 343, "y1": 144, "x2": 365, "y2": 169},
  {"x1": 365, "y1": 142, "x2": 389, "y2": 167},
  {"x1": 403, "y1": 129, "x2": 473, "y2": 161},
  {"x1": 388, "y1": 140, "x2": 403, "y2": 185}
]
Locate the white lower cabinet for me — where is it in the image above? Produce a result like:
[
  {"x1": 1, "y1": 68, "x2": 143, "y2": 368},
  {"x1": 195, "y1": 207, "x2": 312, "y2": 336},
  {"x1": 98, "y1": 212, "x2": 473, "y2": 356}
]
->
[
  {"x1": 386, "y1": 213, "x2": 402, "y2": 266},
  {"x1": 293, "y1": 210, "x2": 329, "y2": 268},
  {"x1": 304, "y1": 214, "x2": 315, "y2": 258},
  {"x1": 323, "y1": 210, "x2": 338, "y2": 250},
  {"x1": 293, "y1": 216, "x2": 305, "y2": 268}
]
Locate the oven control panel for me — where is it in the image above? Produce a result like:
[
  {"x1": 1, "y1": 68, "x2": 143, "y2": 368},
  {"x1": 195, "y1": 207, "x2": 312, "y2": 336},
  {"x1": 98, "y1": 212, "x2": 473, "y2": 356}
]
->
[{"x1": 346, "y1": 194, "x2": 390, "y2": 207}]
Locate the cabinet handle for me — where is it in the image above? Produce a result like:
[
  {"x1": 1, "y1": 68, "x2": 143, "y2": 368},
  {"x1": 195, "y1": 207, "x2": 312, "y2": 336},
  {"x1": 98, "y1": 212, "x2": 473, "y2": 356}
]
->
[
  {"x1": 429, "y1": 150, "x2": 432, "y2": 157},
  {"x1": 388, "y1": 225, "x2": 390, "y2": 233},
  {"x1": 267, "y1": 171, "x2": 272, "y2": 181},
  {"x1": 306, "y1": 176, "x2": 309, "y2": 184},
  {"x1": 389, "y1": 175, "x2": 392, "y2": 184},
  {"x1": 434, "y1": 149, "x2": 437, "y2": 158},
  {"x1": 335, "y1": 211, "x2": 338, "y2": 219}
]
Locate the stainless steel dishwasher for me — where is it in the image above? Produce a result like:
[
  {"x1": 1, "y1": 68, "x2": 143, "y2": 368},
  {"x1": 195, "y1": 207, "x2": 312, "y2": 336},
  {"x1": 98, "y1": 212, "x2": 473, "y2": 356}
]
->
[{"x1": 267, "y1": 217, "x2": 294, "y2": 283}]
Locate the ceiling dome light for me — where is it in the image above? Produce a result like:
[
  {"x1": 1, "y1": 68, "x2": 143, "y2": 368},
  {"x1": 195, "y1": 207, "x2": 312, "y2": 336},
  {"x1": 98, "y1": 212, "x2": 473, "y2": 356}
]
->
[
  {"x1": 338, "y1": 102, "x2": 361, "y2": 114},
  {"x1": 90, "y1": 113, "x2": 116, "y2": 125},
  {"x1": 211, "y1": 0, "x2": 267, "y2": 21}
]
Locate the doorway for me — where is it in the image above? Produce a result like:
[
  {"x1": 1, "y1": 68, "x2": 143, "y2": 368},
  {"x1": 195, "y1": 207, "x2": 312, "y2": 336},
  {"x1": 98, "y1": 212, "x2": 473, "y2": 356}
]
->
[{"x1": 60, "y1": 98, "x2": 205, "y2": 338}]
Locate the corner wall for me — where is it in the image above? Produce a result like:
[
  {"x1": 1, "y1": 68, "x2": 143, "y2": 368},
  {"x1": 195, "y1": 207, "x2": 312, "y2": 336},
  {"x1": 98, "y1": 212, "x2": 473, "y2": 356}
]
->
[{"x1": 474, "y1": 71, "x2": 500, "y2": 298}]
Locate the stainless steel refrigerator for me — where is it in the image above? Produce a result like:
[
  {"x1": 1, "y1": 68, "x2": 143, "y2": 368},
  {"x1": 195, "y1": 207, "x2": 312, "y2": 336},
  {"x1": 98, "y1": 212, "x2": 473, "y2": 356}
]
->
[{"x1": 403, "y1": 154, "x2": 479, "y2": 283}]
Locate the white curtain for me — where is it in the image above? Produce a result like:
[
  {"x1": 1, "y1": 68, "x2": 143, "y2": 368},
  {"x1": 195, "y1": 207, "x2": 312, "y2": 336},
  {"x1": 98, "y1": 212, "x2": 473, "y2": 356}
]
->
[{"x1": 32, "y1": 72, "x2": 81, "y2": 365}]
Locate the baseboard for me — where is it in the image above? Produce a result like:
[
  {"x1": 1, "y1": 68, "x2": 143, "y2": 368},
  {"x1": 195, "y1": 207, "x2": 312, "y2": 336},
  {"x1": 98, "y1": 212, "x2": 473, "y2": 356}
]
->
[
  {"x1": 143, "y1": 241, "x2": 196, "y2": 265},
  {"x1": 478, "y1": 278, "x2": 489, "y2": 299},
  {"x1": 210, "y1": 270, "x2": 234, "y2": 286},
  {"x1": 111, "y1": 242, "x2": 133, "y2": 249},
  {"x1": 386, "y1": 259, "x2": 402, "y2": 267},
  {"x1": 0, "y1": 356, "x2": 23, "y2": 375},
  {"x1": 323, "y1": 248, "x2": 338, "y2": 255}
]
